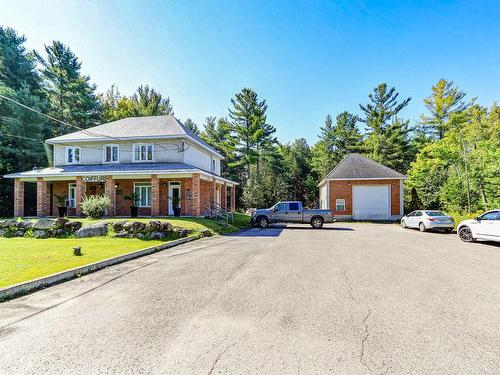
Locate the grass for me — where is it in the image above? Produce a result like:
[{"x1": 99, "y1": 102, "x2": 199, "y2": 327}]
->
[{"x1": 0, "y1": 214, "x2": 250, "y2": 288}]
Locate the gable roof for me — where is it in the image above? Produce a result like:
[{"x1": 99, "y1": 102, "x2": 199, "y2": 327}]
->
[
  {"x1": 323, "y1": 153, "x2": 406, "y2": 180},
  {"x1": 45, "y1": 115, "x2": 222, "y2": 158}
]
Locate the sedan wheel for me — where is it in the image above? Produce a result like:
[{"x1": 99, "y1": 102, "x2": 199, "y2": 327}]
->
[
  {"x1": 419, "y1": 223, "x2": 426, "y2": 232},
  {"x1": 458, "y1": 226, "x2": 475, "y2": 242},
  {"x1": 401, "y1": 220, "x2": 407, "y2": 228}
]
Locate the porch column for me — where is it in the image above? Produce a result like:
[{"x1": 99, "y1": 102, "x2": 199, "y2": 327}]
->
[
  {"x1": 75, "y1": 176, "x2": 85, "y2": 217},
  {"x1": 14, "y1": 178, "x2": 24, "y2": 217},
  {"x1": 222, "y1": 183, "x2": 227, "y2": 209},
  {"x1": 104, "y1": 176, "x2": 116, "y2": 217},
  {"x1": 211, "y1": 179, "x2": 217, "y2": 205},
  {"x1": 151, "y1": 174, "x2": 160, "y2": 216},
  {"x1": 230, "y1": 185, "x2": 236, "y2": 213},
  {"x1": 191, "y1": 173, "x2": 201, "y2": 216},
  {"x1": 36, "y1": 177, "x2": 49, "y2": 217}
]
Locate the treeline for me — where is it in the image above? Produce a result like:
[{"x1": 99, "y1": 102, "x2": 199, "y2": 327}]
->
[{"x1": 1, "y1": 26, "x2": 498, "y2": 216}]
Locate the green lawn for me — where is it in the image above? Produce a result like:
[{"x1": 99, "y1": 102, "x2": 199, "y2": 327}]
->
[{"x1": 0, "y1": 214, "x2": 250, "y2": 288}]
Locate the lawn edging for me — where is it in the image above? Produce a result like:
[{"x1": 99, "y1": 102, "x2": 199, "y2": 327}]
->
[{"x1": 0, "y1": 234, "x2": 202, "y2": 302}]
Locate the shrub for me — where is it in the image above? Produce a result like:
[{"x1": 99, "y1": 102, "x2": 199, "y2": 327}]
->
[{"x1": 81, "y1": 194, "x2": 111, "y2": 219}]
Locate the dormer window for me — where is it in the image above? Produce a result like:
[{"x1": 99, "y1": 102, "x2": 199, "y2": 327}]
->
[
  {"x1": 103, "y1": 144, "x2": 119, "y2": 163},
  {"x1": 66, "y1": 146, "x2": 80, "y2": 164},
  {"x1": 133, "y1": 144, "x2": 154, "y2": 162}
]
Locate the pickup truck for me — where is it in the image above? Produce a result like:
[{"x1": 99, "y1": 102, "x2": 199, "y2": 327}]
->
[{"x1": 250, "y1": 201, "x2": 334, "y2": 229}]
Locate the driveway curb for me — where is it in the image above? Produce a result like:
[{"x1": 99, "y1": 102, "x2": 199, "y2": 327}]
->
[{"x1": 0, "y1": 234, "x2": 202, "y2": 302}]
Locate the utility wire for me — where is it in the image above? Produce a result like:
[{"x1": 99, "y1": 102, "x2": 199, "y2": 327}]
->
[{"x1": 0, "y1": 94, "x2": 189, "y2": 153}]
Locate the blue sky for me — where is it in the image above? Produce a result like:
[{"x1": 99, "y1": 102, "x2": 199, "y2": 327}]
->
[{"x1": 2, "y1": 0, "x2": 500, "y2": 143}]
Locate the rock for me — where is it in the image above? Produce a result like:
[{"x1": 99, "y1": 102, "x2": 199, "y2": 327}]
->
[
  {"x1": 33, "y1": 229, "x2": 48, "y2": 239},
  {"x1": 161, "y1": 222, "x2": 173, "y2": 232},
  {"x1": 64, "y1": 221, "x2": 82, "y2": 232},
  {"x1": 114, "y1": 230, "x2": 129, "y2": 238},
  {"x1": 148, "y1": 220, "x2": 162, "y2": 231},
  {"x1": 173, "y1": 228, "x2": 189, "y2": 238},
  {"x1": 149, "y1": 231, "x2": 166, "y2": 240},
  {"x1": 0, "y1": 228, "x2": 7, "y2": 237},
  {"x1": 1, "y1": 219, "x2": 18, "y2": 228},
  {"x1": 52, "y1": 218, "x2": 69, "y2": 229},
  {"x1": 33, "y1": 218, "x2": 56, "y2": 230},
  {"x1": 112, "y1": 221, "x2": 128, "y2": 233},
  {"x1": 135, "y1": 233, "x2": 145, "y2": 239},
  {"x1": 75, "y1": 221, "x2": 108, "y2": 238},
  {"x1": 53, "y1": 229, "x2": 65, "y2": 237},
  {"x1": 201, "y1": 229, "x2": 212, "y2": 237},
  {"x1": 130, "y1": 221, "x2": 147, "y2": 234},
  {"x1": 123, "y1": 222, "x2": 134, "y2": 232},
  {"x1": 17, "y1": 220, "x2": 35, "y2": 230},
  {"x1": 14, "y1": 230, "x2": 25, "y2": 237}
]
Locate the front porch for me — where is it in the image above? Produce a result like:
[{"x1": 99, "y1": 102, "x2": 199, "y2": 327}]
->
[{"x1": 12, "y1": 173, "x2": 236, "y2": 218}]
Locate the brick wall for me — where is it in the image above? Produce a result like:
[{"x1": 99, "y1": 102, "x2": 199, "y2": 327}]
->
[
  {"x1": 329, "y1": 179, "x2": 401, "y2": 216},
  {"x1": 14, "y1": 179, "x2": 24, "y2": 217}
]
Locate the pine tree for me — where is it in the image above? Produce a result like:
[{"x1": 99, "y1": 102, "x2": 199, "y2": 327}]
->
[
  {"x1": 421, "y1": 79, "x2": 468, "y2": 139},
  {"x1": 38, "y1": 41, "x2": 100, "y2": 135},
  {"x1": 228, "y1": 88, "x2": 276, "y2": 180},
  {"x1": 359, "y1": 83, "x2": 411, "y2": 164},
  {"x1": 183, "y1": 118, "x2": 200, "y2": 135},
  {"x1": 131, "y1": 85, "x2": 173, "y2": 116}
]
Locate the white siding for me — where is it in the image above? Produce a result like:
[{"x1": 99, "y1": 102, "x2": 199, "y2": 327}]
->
[
  {"x1": 53, "y1": 140, "x2": 185, "y2": 165},
  {"x1": 184, "y1": 142, "x2": 221, "y2": 175}
]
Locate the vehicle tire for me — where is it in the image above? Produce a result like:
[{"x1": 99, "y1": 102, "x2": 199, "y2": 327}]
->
[
  {"x1": 419, "y1": 222, "x2": 427, "y2": 232},
  {"x1": 458, "y1": 226, "x2": 476, "y2": 242},
  {"x1": 401, "y1": 219, "x2": 407, "y2": 229},
  {"x1": 310, "y1": 217, "x2": 324, "y2": 229},
  {"x1": 257, "y1": 216, "x2": 269, "y2": 229}
]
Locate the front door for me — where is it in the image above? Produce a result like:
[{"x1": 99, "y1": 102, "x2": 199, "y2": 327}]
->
[{"x1": 168, "y1": 182, "x2": 181, "y2": 216}]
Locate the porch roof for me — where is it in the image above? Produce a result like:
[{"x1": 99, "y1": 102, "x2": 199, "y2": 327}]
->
[{"x1": 3, "y1": 162, "x2": 238, "y2": 185}]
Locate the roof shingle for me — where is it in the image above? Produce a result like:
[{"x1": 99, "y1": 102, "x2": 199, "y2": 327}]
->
[{"x1": 324, "y1": 153, "x2": 406, "y2": 180}]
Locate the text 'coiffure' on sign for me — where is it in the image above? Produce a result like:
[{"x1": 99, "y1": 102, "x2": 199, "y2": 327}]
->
[{"x1": 82, "y1": 176, "x2": 107, "y2": 183}]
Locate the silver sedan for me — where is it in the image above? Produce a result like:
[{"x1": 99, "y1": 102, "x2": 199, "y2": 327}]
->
[{"x1": 401, "y1": 210, "x2": 455, "y2": 233}]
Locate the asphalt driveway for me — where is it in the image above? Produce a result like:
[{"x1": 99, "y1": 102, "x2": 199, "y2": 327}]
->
[{"x1": 1, "y1": 223, "x2": 499, "y2": 374}]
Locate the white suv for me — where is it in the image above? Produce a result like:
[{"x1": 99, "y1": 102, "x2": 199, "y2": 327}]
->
[
  {"x1": 401, "y1": 210, "x2": 454, "y2": 233},
  {"x1": 457, "y1": 210, "x2": 500, "y2": 243}
]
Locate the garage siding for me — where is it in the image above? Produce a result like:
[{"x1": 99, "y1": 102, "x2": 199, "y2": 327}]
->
[{"x1": 328, "y1": 179, "x2": 401, "y2": 219}]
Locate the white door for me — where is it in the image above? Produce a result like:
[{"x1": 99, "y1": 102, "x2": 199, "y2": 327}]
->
[
  {"x1": 352, "y1": 185, "x2": 390, "y2": 220},
  {"x1": 476, "y1": 210, "x2": 500, "y2": 239},
  {"x1": 168, "y1": 183, "x2": 181, "y2": 216}
]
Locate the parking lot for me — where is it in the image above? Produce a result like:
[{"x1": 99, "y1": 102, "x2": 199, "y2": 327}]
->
[{"x1": 1, "y1": 223, "x2": 499, "y2": 374}]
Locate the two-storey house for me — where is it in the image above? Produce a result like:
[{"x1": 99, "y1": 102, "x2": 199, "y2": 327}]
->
[{"x1": 5, "y1": 116, "x2": 237, "y2": 217}]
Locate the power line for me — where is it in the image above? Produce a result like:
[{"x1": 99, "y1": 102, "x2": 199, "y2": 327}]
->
[{"x1": 0, "y1": 94, "x2": 189, "y2": 153}]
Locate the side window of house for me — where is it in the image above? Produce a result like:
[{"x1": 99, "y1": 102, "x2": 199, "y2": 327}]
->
[
  {"x1": 133, "y1": 144, "x2": 154, "y2": 162},
  {"x1": 104, "y1": 145, "x2": 119, "y2": 163},
  {"x1": 68, "y1": 183, "x2": 76, "y2": 208},
  {"x1": 134, "y1": 183, "x2": 152, "y2": 207},
  {"x1": 336, "y1": 199, "x2": 345, "y2": 211},
  {"x1": 66, "y1": 146, "x2": 81, "y2": 164}
]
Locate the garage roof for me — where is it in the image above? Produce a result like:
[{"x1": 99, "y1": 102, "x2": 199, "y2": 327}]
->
[{"x1": 324, "y1": 153, "x2": 406, "y2": 180}]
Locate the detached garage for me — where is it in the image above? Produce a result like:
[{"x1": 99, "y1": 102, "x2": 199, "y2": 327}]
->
[{"x1": 318, "y1": 153, "x2": 406, "y2": 220}]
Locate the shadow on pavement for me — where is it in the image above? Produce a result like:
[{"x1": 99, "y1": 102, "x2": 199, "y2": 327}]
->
[{"x1": 226, "y1": 225, "x2": 355, "y2": 237}]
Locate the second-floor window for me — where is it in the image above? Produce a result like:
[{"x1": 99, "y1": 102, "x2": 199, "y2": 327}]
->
[
  {"x1": 133, "y1": 144, "x2": 154, "y2": 162},
  {"x1": 103, "y1": 144, "x2": 119, "y2": 163},
  {"x1": 66, "y1": 146, "x2": 80, "y2": 164},
  {"x1": 212, "y1": 159, "x2": 216, "y2": 172}
]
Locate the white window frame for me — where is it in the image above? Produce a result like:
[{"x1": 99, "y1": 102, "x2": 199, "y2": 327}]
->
[
  {"x1": 336, "y1": 199, "x2": 345, "y2": 211},
  {"x1": 68, "y1": 183, "x2": 77, "y2": 208},
  {"x1": 65, "y1": 146, "x2": 81, "y2": 164},
  {"x1": 132, "y1": 143, "x2": 154, "y2": 162},
  {"x1": 133, "y1": 182, "x2": 152, "y2": 207},
  {"x1": 103, "y1": 144, "x2": 120, "y2": 163}
]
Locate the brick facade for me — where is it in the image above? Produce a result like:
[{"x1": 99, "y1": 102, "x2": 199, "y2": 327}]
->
[
  {"x1": 329, "y1": 179, "x2": 401, "y2": 217},
  {"x1": 14, "y1": 178, "x2": 24, "y2": 217},
  {"x1": 191, "y1": 174, "x2": 201, "y2": 216},
  {"x1": 36, "y1": 178, "x2": 49, "y2": 217},
  {"x1": 230, "y1": 185, "x2": 235, "y2": 212},
  {"x1": 104, "y1": 176, "x2": 116, "y2": 216},
  {"x1": 151, "y1": 175, "x2": 160, "y2": 216}
]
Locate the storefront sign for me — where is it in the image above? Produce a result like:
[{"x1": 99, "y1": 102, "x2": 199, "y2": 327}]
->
[{"x1": 82, "y1": 176, "x2": 107, "y2": 183}]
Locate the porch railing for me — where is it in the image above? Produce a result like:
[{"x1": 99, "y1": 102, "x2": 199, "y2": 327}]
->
[{"x1": 204, "y1": 201, "x2": 233, "y2": 224}]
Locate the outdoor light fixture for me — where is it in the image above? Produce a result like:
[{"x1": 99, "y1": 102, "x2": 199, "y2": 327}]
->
[{"x1": 115, "y1": 183, "x2": 119, "y2": 189}]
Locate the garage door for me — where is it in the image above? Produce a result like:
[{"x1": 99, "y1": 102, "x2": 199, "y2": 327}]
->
[{"x1": 352, "y1": 185, "x2": 390, "y2": 220}]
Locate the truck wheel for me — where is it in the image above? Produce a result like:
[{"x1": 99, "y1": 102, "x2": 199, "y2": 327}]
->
[
  {"x1": 258, "y1": 216, "x2": 269, "y2": 228},
  {"x1": 311, "y1": 217, "x2": 323, "y2": 229}
]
